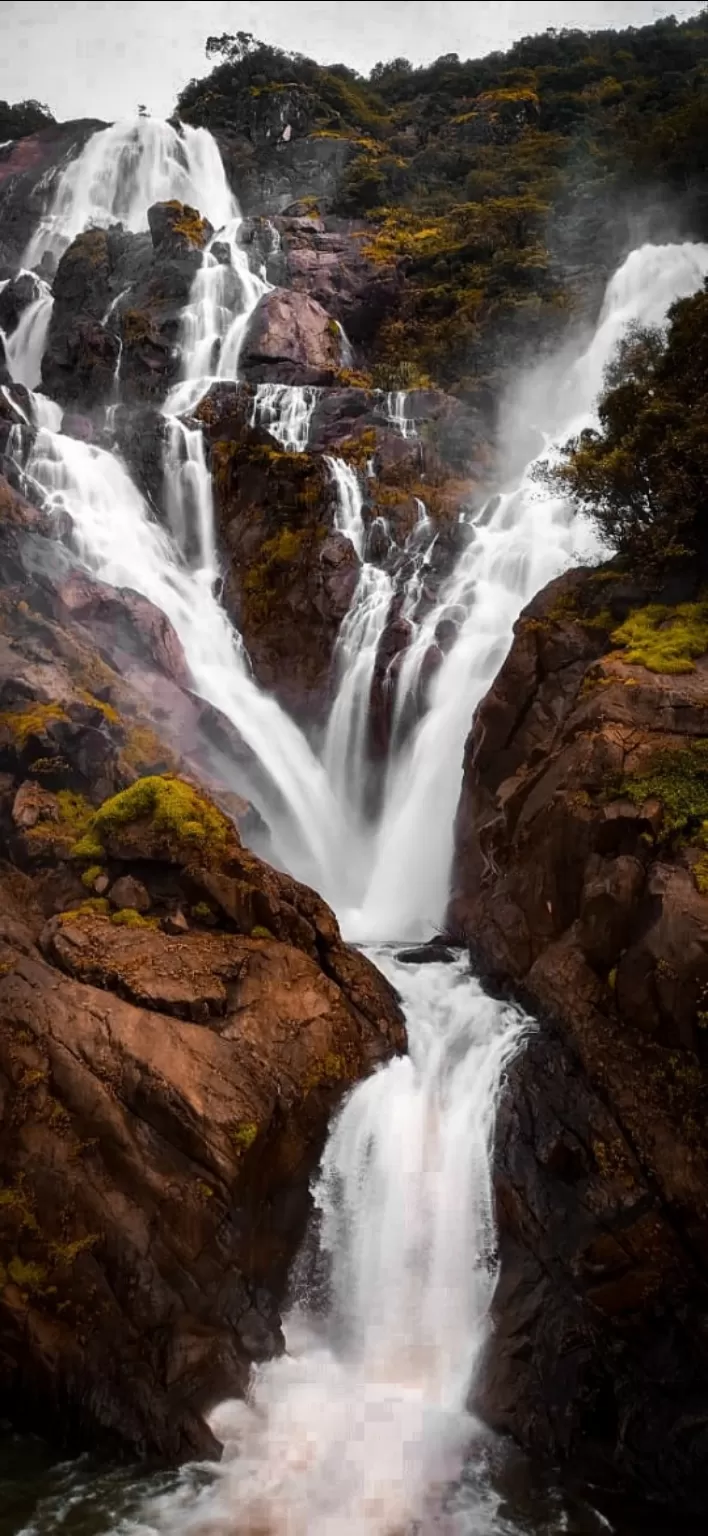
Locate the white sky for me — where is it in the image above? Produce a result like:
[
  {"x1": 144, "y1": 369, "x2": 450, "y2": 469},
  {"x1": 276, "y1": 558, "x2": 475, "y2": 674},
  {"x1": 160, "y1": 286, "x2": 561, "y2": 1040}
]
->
[{"x1": 0, "y1": 1, "x2": 704, "y2": 122}]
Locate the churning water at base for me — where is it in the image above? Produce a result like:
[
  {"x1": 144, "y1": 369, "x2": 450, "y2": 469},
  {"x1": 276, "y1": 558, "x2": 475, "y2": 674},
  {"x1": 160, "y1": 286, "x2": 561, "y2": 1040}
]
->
[{"x1": 115, "y1": 954, "x2": 526, "y2": 1536}]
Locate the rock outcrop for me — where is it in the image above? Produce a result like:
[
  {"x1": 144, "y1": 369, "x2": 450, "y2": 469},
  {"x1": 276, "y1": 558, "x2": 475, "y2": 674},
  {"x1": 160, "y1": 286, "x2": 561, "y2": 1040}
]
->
[
  {"x1": 450, "y1": 566, "x2": 708, "y2": 1511},
  {"x1": 42, "y1": 202, "x2": 209, "y2": 410},
  {"x1": 239, "y1": 288, "x2": 344, "y2": 386},
  {"x1": 0, "y1": 478, "x2": 405, "y2": 1459}
]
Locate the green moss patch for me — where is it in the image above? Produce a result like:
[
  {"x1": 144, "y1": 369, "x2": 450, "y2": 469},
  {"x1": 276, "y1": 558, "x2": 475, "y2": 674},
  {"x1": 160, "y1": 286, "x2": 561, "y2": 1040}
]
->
[
  {"x1": 110, "y1": 908, "x2": 158, "y2": 929},
  {"x1": 0, "y1": 702, "x2": 69, "y2": 745},
  {"x1": 73, "y1": 775, "x2": 233, "y2": 863},
  {"x1": 624, "y1": 741, "x2": 708, "y2": 835},
  {"x1": 611, "y1": 601, "x2": 708, "y2": 673}
]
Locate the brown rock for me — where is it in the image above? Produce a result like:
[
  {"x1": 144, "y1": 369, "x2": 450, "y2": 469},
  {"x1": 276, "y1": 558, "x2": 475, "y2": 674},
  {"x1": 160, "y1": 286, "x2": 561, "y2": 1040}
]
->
[
  {"x1": 107, "y1": 874, "x2": 151, "y2": 913},
  {"x1": 450, "y1": 565, "x2": 708, "y2": 1511},
  {"x1": 12, "y1": 781, "x2": 59, "y2": 830},
  {"x1": 239, "y1": 288, "x2": 343, "y2": 386}
]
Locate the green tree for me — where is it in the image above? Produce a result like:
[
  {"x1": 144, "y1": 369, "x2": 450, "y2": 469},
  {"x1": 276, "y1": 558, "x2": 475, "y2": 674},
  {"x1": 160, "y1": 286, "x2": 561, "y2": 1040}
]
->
[{"x1": 543, "y1": 288, "x2": 708, "y2": 576}]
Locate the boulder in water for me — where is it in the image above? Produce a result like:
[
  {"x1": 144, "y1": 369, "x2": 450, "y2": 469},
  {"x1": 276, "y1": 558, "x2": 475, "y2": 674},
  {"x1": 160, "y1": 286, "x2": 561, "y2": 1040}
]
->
[{"x1": 395, "y1": 943, "x2": 458, "y2": 965}]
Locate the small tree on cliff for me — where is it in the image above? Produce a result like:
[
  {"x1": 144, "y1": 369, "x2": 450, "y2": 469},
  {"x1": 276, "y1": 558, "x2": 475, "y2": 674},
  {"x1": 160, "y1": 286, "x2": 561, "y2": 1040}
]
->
[{"x1": 542, "y1": 282, "x2": 708, "y2": 577}]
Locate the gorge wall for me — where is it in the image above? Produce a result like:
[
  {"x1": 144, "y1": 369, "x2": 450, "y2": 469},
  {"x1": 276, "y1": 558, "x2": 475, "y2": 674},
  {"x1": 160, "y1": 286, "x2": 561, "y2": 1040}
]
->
[{"x1": 450, "y1": 568, "x2": 708, "y2": 1508}]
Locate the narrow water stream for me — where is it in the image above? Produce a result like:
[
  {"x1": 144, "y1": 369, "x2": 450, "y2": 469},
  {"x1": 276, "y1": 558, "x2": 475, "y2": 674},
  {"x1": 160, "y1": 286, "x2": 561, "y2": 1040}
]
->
[{"x1": 3, "y1": 118, "x2": 708, "y2": 1534}]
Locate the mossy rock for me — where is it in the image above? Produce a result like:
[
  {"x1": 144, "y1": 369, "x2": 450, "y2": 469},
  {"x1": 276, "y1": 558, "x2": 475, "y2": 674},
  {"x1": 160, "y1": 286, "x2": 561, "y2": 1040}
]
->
[
  {"x1": 611, "y1": 600, "x2": 708, "y2": 674},
  {"x1": 72, "y1": 775, "x2": 237, "y2": 866},
  {"x1": 623, "y1": 741, "x2": 708, "y2": 838}
]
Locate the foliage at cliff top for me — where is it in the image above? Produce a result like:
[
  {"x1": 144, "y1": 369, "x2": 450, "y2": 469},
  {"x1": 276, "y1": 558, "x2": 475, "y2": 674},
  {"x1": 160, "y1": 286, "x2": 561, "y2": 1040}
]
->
[
  {"x1": 0, "y1": 98, "x2": 54, "y2": 140},
  {"x1": 176, "y1": 13, "x2": 708, "y2": 399},
  {"x1": 543, "y1": 284, "x2": 708, "y2": 577}
]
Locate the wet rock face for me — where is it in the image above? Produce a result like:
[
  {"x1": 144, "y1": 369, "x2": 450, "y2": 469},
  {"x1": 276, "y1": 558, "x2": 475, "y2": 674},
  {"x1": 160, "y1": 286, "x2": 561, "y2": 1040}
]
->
[
  {"x1": 0, "y1": 120, "x2": 106, "y2": 269},
  {"x1": 41, "y1": 201, "x2": 208, "y2": 410},
  {"x1": 240, "y1": 287, "x2": 344, "y2": 386},
  {"x1": 217, "y1": 129, "x2": 357, "y2": 218},
  {"x1": 196, "y1": 385, "x2": 358, "y2": 725},
  {"x1": 0, "y1": 478, "x2": 405, "y2": 1461},
  {"x1": 451, "y1": 566, "x2": 708, "y2": 1510},
  {"x1": 241, "y1": 212, "x2": 401, "y2": 348}
]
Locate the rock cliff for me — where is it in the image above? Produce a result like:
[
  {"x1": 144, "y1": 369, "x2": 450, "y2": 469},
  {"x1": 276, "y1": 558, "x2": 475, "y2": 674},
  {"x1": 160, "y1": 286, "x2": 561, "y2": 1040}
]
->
[
  {"x1": 0, "y1": 478, "x2": 405, "y2": 1459},
  {"x1": 449, "y1": 567, "x2": 708, "y2": 1510}
]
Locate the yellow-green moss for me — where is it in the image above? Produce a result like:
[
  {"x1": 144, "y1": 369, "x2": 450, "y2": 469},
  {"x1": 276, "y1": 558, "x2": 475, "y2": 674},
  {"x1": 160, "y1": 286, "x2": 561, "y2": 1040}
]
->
[
  {"x1": 121, "y1": 723, "x2": 174, "y2": 775},
  {"x1": 8, "y1": 1256, "x2": 47, "y2": 1290},
  {"x1": 623, "y1": 741, "x2": 708, "y2": 836},
  {"x1": 694, "y1": 855, "x2": 708, "y2": 895},
  {"x1": 231, "y1": 1122, "x2": 258, "y2": 1150},
  {"x1": 611, "y1": 600, "x2": 708, "y2": 673},
  {"x1": 59, "y1": 898, "x2": 111, "y2": 920},
  {"x1": 50, "y1": 1233, "x2": 98, "y2": 1264},
  {"x1": 26, "y1": 790, "x2": 94, "y2": 852},
  {"x1": 73, "y1": 775, "x2": 232, "y2": 863},
  {"x1": 0, "y1": 701, "x2": 69, "y2": 745},
  {"x1": 78, "y1": 690, "x2": 120, "y2": 724},
  {"x1": 191, "y1": 901, "x2": 214, "y2": 921},
  {"x1": 110, "y1": 907, "x2": 158, "y2": 929},
  {"x1": 163, "y1": 200, "x2": 209, "y2": 247},
  {"x1": 81, "y1": 864, "x2": 105, "y2": 890},
  {"x1": 250, "y1": 924, "x2": 275, "y2": 940}
]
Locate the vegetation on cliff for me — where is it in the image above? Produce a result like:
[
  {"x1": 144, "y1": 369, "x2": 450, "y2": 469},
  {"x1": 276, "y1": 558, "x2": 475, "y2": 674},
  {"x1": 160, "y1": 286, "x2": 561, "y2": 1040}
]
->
[
  {"x1": 0, "y1": 98, "x2": 54, "y2": 140},
  {"x1": 176, "y1": 13, "x2": 708, "y2": 398},
  {"x1": 545, "y1": 284, "x2": 708, "y2": 575}
]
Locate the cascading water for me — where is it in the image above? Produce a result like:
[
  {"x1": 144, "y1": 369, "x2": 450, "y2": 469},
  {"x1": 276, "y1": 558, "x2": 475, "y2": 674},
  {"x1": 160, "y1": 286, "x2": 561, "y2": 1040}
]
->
[
  {"x1": 251, "y1": 383, "x2": 319, "y2": 453},
  {"x1": 23, "y1": 118, "x2": 241, "y2": 268},
  {"x1": 169, "y1": 220, "x2": 268, "y2": 415},
  {"x1": 7, "y1": 121, "x2": 708, "y2": 1533},
  {"x1": 344, "y1": 240, "x2": 708, "y2": 941},
  {"x1": 18, "y1": 420, "x2": 345, "y2": 896},
  {"x1": 385, "y1": 388, "x2": 416, "y2": 439},
  {"x1": 138, "y1": 954, "x2": 525, "y2": 1536},
  {"x1": 1, "y1": 278, "x2": 54, "y2": 390},
  {"x1": 323, "y1": 457, "x2": 393, "y2": 842}
]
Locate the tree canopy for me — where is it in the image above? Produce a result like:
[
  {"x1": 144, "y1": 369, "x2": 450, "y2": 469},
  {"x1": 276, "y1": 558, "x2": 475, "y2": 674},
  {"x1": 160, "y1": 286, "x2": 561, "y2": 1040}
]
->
[
  {"x1": 0, "y1": 99, "x2": 54, "y2": 141},
  {"x1": 544, "y1": 287, "x2": 708, "y2": 577}
]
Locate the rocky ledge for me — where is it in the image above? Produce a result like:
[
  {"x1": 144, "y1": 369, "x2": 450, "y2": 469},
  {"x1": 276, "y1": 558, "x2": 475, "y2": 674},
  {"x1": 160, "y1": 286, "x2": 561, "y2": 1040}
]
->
[
  {"x1": 0, "y1": 477, "x2": 404, "y2": 1461},
  {"x1": 449, "y1": 566, "x2": 708, "y2": 1511}
]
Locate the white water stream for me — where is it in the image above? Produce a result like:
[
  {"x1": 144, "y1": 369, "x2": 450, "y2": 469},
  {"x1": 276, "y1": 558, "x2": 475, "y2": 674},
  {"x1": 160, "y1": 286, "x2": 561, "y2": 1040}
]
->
[
  {"x1": 6, "y1": 117, "x2": 708, "y2": 1535},
  {"x1": 1, "y1": 276, "x2": 54, "y2": 390}
]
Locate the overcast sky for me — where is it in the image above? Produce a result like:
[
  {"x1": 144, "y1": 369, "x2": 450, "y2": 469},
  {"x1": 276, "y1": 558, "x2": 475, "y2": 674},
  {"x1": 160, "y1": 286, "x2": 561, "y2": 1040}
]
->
[{"x1": 0, "y1": 1, "x2": 704, "y2": 122}]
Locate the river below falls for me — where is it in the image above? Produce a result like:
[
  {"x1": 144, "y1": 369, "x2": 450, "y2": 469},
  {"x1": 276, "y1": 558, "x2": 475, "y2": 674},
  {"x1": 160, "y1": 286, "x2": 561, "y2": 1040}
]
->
[{"x1": 2, "y1": 1429, "x2": 699, "y2": 1536}]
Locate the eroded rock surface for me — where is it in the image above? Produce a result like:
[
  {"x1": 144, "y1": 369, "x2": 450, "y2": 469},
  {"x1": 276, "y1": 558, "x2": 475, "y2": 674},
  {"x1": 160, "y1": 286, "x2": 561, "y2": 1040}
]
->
[
  {"x1": 450, "y1": 567, "x2": 708, "y2": 1510},
  {"x1": 0, "y1": 480, "x2": 405, "y2": 1458}
]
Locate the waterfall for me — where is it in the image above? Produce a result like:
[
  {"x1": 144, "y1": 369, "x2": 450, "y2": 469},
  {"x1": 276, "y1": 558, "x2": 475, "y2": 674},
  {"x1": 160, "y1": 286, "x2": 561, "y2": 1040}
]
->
[
  {"x1": 321, "y1": 456, "x2": 393, "y2": 844},
  {"x1": 23, "y1": 118, "x2": 239, "y2": 268},
  {"x1": 9, "y1": 131, "x2": 708, "y2": 1530},
  {"x1": 325, "y1": 454, "x2": 366, "y2": 557},
  {"x1": 162, "y1": 418, "x2": 218, "y2": 570},
  {"x1": 346, "y1": 240, "x2": 708, "y2": 942},
  {"x1": 169, "y1": 220, "x2": 269, "y2": 414},
  {"x1": 2, "y1": 284, "x2": 54, "y2": 390},
  {"x1": 251, "y1": 383, "x2": 319, "y2": 453},
  {"x1": 18, "y1": 422, "x2": 345, "y2": 894},
  {"x1": 386, "y1": 389, "x2": 416, "y2": 439},
  {"x1": 335, "y1": 319, "x2": 354, "y2": 369},
  {"x1": 142, "y1": 955, "x2": 524, "y2": 1536}
]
